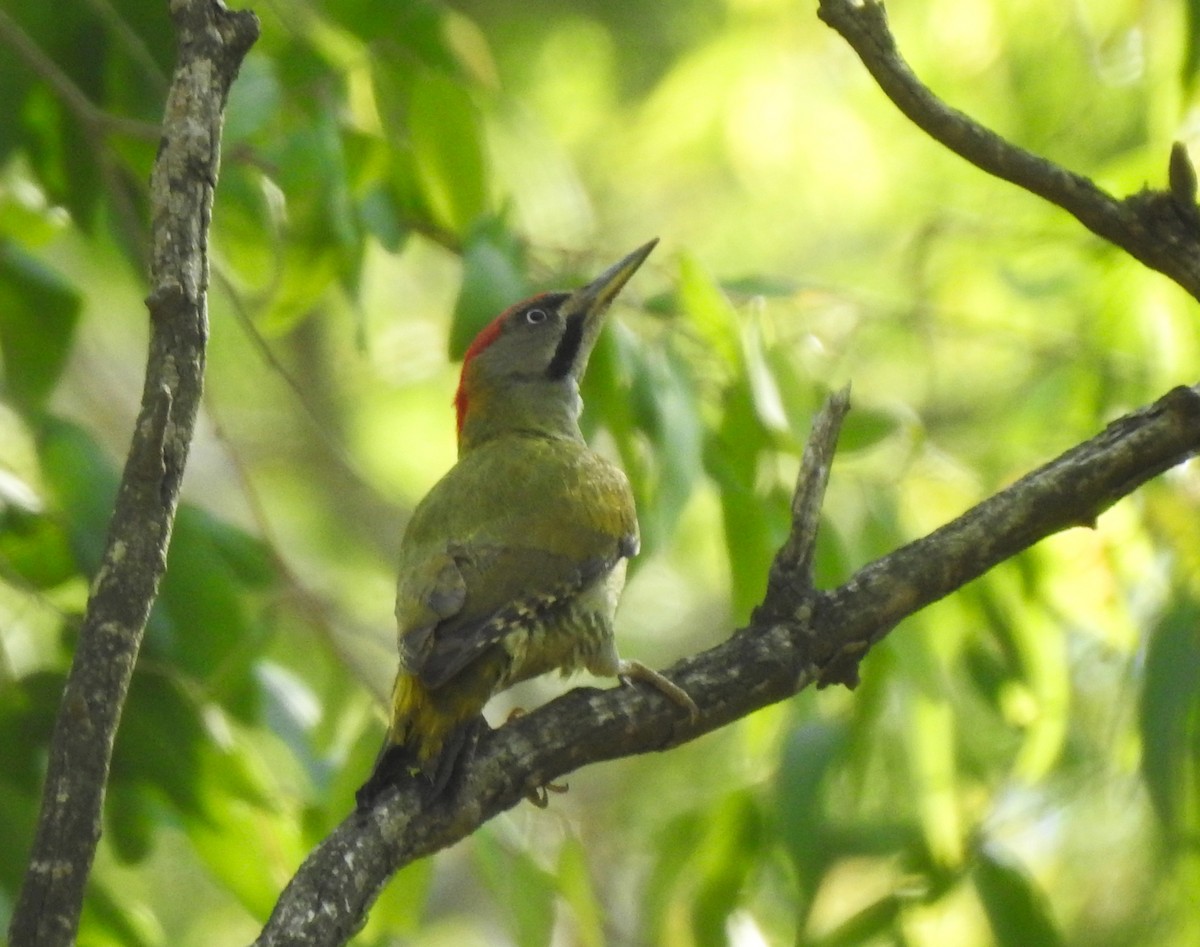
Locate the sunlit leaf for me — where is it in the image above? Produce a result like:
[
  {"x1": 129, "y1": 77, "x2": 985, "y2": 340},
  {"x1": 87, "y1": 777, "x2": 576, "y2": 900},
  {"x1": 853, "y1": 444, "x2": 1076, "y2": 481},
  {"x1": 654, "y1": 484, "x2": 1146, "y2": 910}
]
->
[
  {"x1": 643, "y1": 812, "x2": 706, "y2": 945},
  {"x1": 409, "y1": 69, "x2": 488, "y2": 237},
  {"x1": 815, "y1": 895, "x2": 904, "y2": 947},
  {"x1": 1184, "y1": 0, "x2": 1200, "y2": 90},
  {"x1": 555, "y1": 836, "x2": 604, "y2": 947},
  {"x1": 359, "y1": 859, "x2": 435, "y2": 940},
  {"x1": 907, "y1": 680, "x2": 963, "y2": 868},
  {"x1": 721, "y1": 274, "x2": 803, "y2": 298},
  {"x1": 689, "y1": 791, "x2": 765, "y2": 947},
  {"x1": 79, "y1": 880, "x2": 159, "y2": 947},
  {"x1": 474, "y1": 829, "x2": 557, "y2": 947},
  {"x1": 0, "y1": 506, "x2": 77, "y2": 589},
  {"x1": 186, "y1": 785, "x2": 305, "y2": 919},
  {"x1": 677, "y1": 253, "x2": 741, "y2": 371}
]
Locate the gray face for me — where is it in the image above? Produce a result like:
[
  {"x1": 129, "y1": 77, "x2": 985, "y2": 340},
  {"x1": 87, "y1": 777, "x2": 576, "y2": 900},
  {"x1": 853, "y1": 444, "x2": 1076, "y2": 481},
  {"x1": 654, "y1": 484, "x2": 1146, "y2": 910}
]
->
[
  {"x1": 470, "y1": 292, "x2": 590, "y2": 385},
  {"x1": 460, "y1": 240, "x2": 657, "y2": 424}
]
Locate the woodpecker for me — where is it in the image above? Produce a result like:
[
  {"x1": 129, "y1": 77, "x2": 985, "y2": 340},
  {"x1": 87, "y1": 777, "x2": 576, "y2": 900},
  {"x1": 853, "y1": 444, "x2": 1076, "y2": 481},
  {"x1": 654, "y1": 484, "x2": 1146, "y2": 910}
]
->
[{"x1": 356, "y1": 239, "x2": 698, "y2": 808}]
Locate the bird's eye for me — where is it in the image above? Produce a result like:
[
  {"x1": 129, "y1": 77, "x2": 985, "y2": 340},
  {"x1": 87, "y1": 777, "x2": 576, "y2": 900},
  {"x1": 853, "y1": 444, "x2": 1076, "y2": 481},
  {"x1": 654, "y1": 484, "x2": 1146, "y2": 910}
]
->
[{"x1": 524, "y1": 307, "x2": 548, "y2": 325}]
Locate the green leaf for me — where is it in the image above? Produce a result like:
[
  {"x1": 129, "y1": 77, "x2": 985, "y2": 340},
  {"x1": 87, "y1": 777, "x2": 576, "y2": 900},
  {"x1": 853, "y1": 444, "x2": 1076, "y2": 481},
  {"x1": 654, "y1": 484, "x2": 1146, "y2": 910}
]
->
[
  {"x1": 815, "y1": 895, "x2": 905, "y2": 947},
  {"x1": 1139, "y1": 597, "x2": 1200, "y2": 842},
  {"x1": 972, "y1": 843, "x2": 1065, "y2": 947},
  {"x1": 0, "y1": 505, "x2": 77, "y2": 589},
  {"x1": 222, "y1": 52, "x2": 282, "y2": 146},
  {"x1": 555, "y1": 836, "x2": 604, "y2": 947},
  {"x1": 590, "y1": 328, "x2": 702, "y2": 552},
  {"x1": 79, "y1": 879, "x2": 158, "y2": 947},
  {"x1": 0, "y1": 670, "x2": 65, "y2": 800},
  {"x1": 716, "y1": 482, "x2": 785, "y2": 623},
  {"x1": 1185, "y1": 0, "x2": 1200, "y2": 90},
  {"x1": 152, "y1": 505, "x2": 274, "y2": 720},
  {"x1": 111, "y1": 671, "x2": 210, "y2": 816},
  {"x1": 327, "y1": 0, "x2": 460, "y2": 71},
  {"x1": 475, "y1": 829, "x2": 557, "y2": 947},
  {"x1": 359, "y1": 859, "x2": 435, "y2": 940},
  {"x1": 0, "y1": 462, "x2": 65, "y2": 586},
  {"x1": 409, "y1": 69, "x2": 488, "y2": 237},
  {"x1": 643, "y1": 812, "x2": 705, "y2": 944},
  {"x1": 37, "y1": 416, "x2": 120, "y2": 575},
  {"x1": 837, "y1": 405, "x2": 903, "y2": 453},
  {"x1": 357, "y1": 182, "x2": 409, "y2": 254},
  {"x1": 775, "y1": 720, "x2": 847, "y2": 893},
  {"x1": 704, "y1": 375, "x2": 787, "y2": 620},
  {"x1": 720, "y1": 274, "x2": 803, "y2": 298},
  {"x1": 677, "y1": 253, "x2": 741, "y2": 371},
  {"x1": 105, "y1": 785, "x2": 157, "y2": 864},
  {"x1": 689, "y1": 791, "x2": 765, "y2": 947},
  {"x1": 0, "y1": 246, "x2": 81, "y2": 411},
  {"x1": 450, "y1": 224, "x2": 528, "y2": 359}
]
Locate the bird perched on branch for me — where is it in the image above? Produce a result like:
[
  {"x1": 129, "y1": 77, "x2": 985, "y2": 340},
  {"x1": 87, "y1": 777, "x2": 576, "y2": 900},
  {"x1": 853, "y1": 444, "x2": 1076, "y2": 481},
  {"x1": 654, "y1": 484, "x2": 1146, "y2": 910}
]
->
[{"x1": 356, "y1": 239, "x2": 698, "y2": 808}]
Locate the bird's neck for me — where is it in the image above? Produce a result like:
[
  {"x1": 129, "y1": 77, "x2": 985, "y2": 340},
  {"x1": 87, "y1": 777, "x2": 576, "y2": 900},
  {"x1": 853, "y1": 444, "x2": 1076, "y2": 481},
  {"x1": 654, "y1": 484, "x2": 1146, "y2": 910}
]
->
[{"x1": 457, "y1": 378, "x2": 584, "y2": 454}]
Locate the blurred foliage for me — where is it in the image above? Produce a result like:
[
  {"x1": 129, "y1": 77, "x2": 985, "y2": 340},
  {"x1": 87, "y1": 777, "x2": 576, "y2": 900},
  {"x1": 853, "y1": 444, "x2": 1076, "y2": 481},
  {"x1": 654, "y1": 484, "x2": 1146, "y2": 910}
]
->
[{"x1": 1, "y1": 0, "x2": 1199, "y2": 944}]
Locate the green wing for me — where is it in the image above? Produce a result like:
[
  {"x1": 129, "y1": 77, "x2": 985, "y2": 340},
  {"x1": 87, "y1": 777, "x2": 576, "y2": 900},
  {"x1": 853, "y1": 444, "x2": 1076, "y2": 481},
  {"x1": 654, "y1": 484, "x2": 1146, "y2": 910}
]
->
[{"x1": 393, "y1": 435, "x2": 637, "y2": 690}]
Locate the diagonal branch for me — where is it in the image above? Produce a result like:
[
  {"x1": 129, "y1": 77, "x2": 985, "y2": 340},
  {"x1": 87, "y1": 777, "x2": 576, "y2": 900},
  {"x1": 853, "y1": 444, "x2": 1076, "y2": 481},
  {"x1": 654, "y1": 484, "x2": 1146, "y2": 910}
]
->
[
  {"x1": 816, "y1": 0, "x2": 1200, "y2": 302},
  {"x1": 254, "y1": 384, "x2": 1200, "y2": 947},
  {"x1": 7, "y1": 3, "x2": 258, "y2": 946}
]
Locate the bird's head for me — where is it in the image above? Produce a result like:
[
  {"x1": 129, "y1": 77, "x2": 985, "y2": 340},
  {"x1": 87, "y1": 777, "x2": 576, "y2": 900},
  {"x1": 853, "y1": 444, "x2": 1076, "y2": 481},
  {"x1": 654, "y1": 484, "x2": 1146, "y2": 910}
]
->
[{"x1": 454, "y1": 239, "x2": 657, "y2": 451}]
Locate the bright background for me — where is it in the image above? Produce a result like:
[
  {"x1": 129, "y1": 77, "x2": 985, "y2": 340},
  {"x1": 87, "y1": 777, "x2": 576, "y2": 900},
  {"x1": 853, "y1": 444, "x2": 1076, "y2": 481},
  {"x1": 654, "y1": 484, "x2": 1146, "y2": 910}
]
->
[{"x1": 1, "y1": 0, "x2": 1199, "y2": 944}]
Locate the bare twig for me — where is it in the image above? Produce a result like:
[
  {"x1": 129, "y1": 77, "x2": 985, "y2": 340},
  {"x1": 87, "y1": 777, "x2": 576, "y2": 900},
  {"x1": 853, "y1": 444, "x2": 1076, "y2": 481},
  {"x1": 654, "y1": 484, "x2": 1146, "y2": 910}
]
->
[
  {"x1": 7, "y1": 3, "x2": 258, "y2": 946},
  {"x1": 816, "y1": 0, "x2": 1200, "y2": 302},
  {"x1": 755, "y1": 385, "x2": 851, "y2": 625}
]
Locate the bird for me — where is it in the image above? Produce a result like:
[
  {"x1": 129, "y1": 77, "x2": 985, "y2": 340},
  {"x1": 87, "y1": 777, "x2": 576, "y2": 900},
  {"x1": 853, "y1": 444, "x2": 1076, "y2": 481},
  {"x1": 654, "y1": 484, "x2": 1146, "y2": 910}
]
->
[{"x1": 356, "y1": 239, "x2": 698, "y2": 808}]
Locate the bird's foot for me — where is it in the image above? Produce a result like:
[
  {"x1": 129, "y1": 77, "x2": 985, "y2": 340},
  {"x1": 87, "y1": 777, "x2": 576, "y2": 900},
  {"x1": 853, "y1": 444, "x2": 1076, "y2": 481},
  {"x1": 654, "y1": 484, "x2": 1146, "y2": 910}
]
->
[
  {"x1": 422, "y1": 716, "x2": 488, "y2": 803},
  {"x1": 355, "y1": 743, "x2": 414, "y2": 812},
  {"x1": 618, "y1": 659, "x2": 699, "y2": 722},
  {"x1": 527, "y1": 780, "x2": 569, "y2": 808}
]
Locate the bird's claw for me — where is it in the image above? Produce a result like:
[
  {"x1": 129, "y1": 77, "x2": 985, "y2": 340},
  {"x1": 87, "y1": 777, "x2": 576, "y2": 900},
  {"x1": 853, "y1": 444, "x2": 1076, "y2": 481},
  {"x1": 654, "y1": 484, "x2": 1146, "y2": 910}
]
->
[
  {"x1": 526, "y1": 780, "x2": 569, "y2": 807},
  {"x1": 618, "y1": 659, "x2": 699, "y2": 722}
]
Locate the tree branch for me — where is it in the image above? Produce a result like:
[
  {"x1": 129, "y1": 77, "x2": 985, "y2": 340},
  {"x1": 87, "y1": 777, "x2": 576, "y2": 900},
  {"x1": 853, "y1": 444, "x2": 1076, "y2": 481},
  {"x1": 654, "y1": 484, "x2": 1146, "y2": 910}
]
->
[
  {"x1": 7, "y1": 3, "x2": 258, "y2": 946},
  {"x1": 816, "y1": 0, "x2": 1200, "y2": 302},
  {"x1": 254, "y1": 384, "x2": 1200, "y2": 947}
]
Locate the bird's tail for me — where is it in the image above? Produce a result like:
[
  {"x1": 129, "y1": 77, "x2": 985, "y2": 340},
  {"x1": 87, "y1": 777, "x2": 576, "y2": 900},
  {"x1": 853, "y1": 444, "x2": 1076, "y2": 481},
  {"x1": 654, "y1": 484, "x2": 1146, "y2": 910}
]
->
[{"x1": 355, "y1": 671, "x2": 488, "y2": 809}]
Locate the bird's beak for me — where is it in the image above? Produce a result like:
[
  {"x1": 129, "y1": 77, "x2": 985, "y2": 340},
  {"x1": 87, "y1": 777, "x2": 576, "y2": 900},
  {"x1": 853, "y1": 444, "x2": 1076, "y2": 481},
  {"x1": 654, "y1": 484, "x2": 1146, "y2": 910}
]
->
[{"x1": 563, "y1": 238, "x2": 658, "y2": 377}]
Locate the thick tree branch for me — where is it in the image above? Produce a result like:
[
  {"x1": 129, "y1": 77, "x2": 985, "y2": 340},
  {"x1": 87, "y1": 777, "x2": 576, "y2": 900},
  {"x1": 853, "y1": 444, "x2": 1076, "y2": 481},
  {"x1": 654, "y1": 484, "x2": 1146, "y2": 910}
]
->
[
  {"x1": 816, "y1": 0, "x2": 1200, "y2": 302},
  {"x1": 255, "y1": 384, "x2": 1200, "y2": 947},
  {"x1": 7, "y1": 3, "x2": 258, "y2": 946}
]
